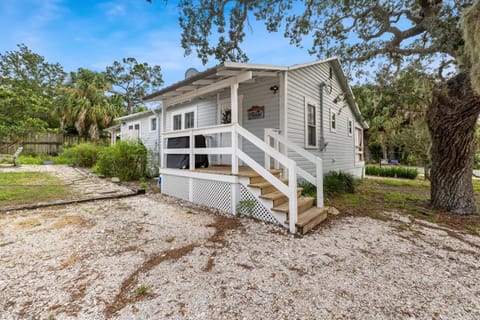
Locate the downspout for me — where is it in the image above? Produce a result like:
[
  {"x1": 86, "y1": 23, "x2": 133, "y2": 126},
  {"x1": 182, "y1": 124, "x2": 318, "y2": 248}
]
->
[{"x1": 319, "y1": 82, "x2": 328, "y2": 151}]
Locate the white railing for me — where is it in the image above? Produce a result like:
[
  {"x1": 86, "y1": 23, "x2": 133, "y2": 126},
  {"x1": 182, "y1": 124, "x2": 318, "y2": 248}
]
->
[
  {"x1": 161, "y1": 123, "x2": 299, "y2": 233},
  {"x1": 265, "y1": 128, "x2": 323, "y2": 208}
]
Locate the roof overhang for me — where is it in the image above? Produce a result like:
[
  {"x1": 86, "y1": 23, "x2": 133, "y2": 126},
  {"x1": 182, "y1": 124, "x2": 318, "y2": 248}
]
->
[
  {"x1": 144, "y1": 62, "x2": 285, "y2": 106},
  {"x1": 116, "y1": 110, "x2": 155, "y2": 122}
]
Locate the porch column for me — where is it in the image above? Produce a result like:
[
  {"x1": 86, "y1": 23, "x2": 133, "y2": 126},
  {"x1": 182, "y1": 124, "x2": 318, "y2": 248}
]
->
[
  {"x1": 160, "y1": 104, "x2": 168, "y2": 169},
  {"x1": 231, "y1": 83, "x2": 239, "y2": 174}
]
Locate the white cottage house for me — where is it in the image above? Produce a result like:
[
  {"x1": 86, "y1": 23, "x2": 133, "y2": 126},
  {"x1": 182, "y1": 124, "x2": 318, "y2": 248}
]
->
[{"x1": 120, "y1": 58, "x2": 367, "y2": 233}]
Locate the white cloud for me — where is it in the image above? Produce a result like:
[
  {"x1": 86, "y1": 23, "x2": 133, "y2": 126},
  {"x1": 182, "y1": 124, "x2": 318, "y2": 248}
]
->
[
  {"x1": 100, "y1": 2, "x2": 126, "y2": 19},
  {"x1": 29, "y1": 0, "x2": 66, "y2": 28}
]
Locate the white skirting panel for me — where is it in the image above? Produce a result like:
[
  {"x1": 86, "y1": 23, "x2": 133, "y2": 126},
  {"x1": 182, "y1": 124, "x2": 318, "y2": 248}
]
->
[
  {"x1": 162, "y1": 175, "x2": 190, "y2": 201},
  {"x1": 161, "y1": 172, "x2": 280, "y2": 225}
]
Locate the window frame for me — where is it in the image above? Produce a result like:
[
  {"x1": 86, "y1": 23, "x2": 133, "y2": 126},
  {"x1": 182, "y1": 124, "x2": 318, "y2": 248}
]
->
[
  {"x1": 304, "y1": 97, "x2": 318, "y2": 149},
  {"x1": 330, "y1": 108, "x2": 336, "y2": 133},
  {"x1": 347, "y1": 118, "x2": 353, "y2": 137},
  {"x1": 150, "y1": 116, "x2": 157, "y2": 132},
  {"x1": 171, "y1": 107, "x2": 196, "y2": 131}
]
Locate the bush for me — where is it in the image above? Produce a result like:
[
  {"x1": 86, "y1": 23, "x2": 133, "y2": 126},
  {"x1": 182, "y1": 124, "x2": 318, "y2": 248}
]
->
[
  {"x1": 299, "y1": 171, "x2": 359, "y2": 199},
  {"x1": 323, "y1": 171, "x2": 359, "y2": 195},
  {"x1": 365, "y1": 165, "x2": 418, "y2": 179},
  {"x1": 60, "y1": 142, "x2": 104, "y2": 167},
  {"x1": 95, "y1": 141, "x2": 147, "y2": 181}
]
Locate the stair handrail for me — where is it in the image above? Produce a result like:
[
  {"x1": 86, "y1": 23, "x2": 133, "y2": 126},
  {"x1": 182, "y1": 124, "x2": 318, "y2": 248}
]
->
[
  {"x1": 265, "y1": 128, "x2": 324, "y2": 208},
  {"x1": 234, "y1": 124, "x2": 298, "y2": 233}
]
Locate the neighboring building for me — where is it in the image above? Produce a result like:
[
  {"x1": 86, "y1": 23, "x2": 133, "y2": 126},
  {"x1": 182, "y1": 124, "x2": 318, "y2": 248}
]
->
[{"x1": 116, "y1": 58, "x2": 368, "y2": 233}]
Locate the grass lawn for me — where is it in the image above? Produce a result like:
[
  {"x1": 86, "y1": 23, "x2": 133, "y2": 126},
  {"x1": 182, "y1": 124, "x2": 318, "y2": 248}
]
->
[
  {"x1": 0, "y1": 172, "x2": 74, "y2": 207},
  {"x1": 326, "y1": 177, "x2": 480, "y2": 235}
]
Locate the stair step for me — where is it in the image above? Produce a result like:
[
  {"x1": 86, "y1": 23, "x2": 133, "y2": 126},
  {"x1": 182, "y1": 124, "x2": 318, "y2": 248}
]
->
[
  {"x1": 271, "y1": 197, "x2": 314, "y2": 214},
  {"x1": 259, "y1": 188, "x2": 303, "y2": 206},
  {"x1": 248, "y1": 179, "x2": 288, "y2": 195},
  {"x1": 249, "y1": 171, "x2": 281, "y2": 184},
  {"x1": 296, "y1": 207, "x2": 328, "y2": 234},
  {"x1": 236, "y1": 168, "x2": 282, "y2": 179}
]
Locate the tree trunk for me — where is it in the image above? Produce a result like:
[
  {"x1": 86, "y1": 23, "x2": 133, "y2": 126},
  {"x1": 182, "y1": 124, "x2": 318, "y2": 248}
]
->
[{"x1": 427, "y1": 72, "x2": 480, "y2": 214}]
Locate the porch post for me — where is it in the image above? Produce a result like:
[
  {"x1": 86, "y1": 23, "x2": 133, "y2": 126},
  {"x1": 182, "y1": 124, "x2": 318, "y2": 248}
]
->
[
  {"x1": 316, "y1": 157, "x2": 324, "y2": 208},
  {"x1": 231, "y1": 83, "x2": 239, "y2": 174},
  {"x1": 161, "y1": 104, "x2": 168, "y2": 169}
]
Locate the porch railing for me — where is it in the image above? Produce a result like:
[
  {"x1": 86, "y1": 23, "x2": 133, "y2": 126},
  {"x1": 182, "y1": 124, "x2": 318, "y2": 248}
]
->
[
  {"x1": 161, "y1": 123, "x2": 299, "y2": 233},
  {"x1": 265, "y1": 128, "x2": 324, "y2": 208}
]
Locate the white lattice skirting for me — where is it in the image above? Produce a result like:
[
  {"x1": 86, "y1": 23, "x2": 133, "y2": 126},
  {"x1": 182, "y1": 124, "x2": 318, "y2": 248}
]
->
[{"x1": 162, "y1": 174, "x2": 279, "y2": 225}]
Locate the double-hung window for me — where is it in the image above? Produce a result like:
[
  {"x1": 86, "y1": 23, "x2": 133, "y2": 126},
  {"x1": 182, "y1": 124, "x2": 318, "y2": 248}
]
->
[{"x1": 304, "y1": 98, "x2": 318, "y2": 148}]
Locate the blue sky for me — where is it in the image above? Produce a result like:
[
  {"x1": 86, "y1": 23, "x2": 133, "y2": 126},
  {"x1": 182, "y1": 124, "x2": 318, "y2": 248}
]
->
[{"x1": 0, "y1": 0, "x2": 315, "y2": 86}]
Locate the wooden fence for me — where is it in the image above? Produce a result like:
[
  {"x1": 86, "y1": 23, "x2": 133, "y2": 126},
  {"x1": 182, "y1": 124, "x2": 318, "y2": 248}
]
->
[{"x1": 0, "y1": 133, "x2": 87, "y2": 155}]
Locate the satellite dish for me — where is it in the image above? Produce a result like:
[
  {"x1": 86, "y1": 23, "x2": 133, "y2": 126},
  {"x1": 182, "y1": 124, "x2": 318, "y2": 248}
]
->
[{"x1": 185, "y1": 67, "x2": 199, "y2": 79}]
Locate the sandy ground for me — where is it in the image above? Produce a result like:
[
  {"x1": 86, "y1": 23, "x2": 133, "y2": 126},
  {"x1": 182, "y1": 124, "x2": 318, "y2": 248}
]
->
[{"x1": 0, "y1": 190, "x2": 479, "y2": 320}]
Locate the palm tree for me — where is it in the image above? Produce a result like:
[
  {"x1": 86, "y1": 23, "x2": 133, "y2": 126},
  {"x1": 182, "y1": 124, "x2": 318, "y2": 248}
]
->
[{"x1": 55, "y1": 69, "x2": 124, "y2": 140}]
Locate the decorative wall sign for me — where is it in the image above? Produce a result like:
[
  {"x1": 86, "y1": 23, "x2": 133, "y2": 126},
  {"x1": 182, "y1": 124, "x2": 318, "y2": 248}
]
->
[{"x1": 247, "y1": 105, "x2": 264, "y2": 120}]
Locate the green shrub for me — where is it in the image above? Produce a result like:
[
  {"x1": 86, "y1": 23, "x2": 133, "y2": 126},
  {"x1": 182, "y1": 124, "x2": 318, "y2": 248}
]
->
[
  {"x1": 95, "y1": 141, "x2": 147, "y2": 181},
  {"x1": 60, "y1": 142, "x2": 104, "y2": 167},
  {"x1": 299, "y1": 171, "x2": 359, "y2": 199},
  {"x1": 366, "y1": 165, "x2": 418, "y2": 179},
  {"x1": 323, "y1": 171, "x2": 359, "y2": 195}
]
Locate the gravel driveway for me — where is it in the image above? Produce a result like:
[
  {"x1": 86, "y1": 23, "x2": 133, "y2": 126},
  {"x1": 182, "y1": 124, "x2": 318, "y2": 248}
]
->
[{"x1": 0, "y1": 191, "x2": 479, "y2": 320}]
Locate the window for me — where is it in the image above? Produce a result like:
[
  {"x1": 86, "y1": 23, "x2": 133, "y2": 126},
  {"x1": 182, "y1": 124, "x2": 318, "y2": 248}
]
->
[
  {"x1": 304, "y1": 98, "x2": 318, "y2": 148},
  {"x1": 347, "y1": 118, "x2": 353, "y2": 136},
  {"x1": 173, "y1": 114, "x2": 182, "y2": 130},
  {"x1": 185, "y1": 111, "x2": 195, "y2": 129},
  {"x1": 172, "y1": 108, "x2": 196, "y2": 131},
  {"x1": 150, "y1": 117, "x2": 157, "y2": 131},
  {"x1": 330, "y1": 108, "x2": 336, "y2": 132},
  {"x1": 355, "y1": 127, "x2": 364, "y2": 161},
  {"x1": 126, "y1": 122, "x2": 140, "y2": 140}
]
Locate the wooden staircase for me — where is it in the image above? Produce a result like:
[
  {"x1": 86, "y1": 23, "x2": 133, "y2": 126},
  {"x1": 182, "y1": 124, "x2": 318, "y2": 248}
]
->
[{"x1": 236, "y1": 169, "x2": 327, "y2": 234}]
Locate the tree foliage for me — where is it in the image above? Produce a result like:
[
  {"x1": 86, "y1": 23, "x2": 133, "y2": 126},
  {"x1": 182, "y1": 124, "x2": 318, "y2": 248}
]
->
[
  {"x1": 177, "y1": 0, "x2": 473, "y2": 69},
  {"x1": 353, "y1": 65, "x2": 434, "y2": 167},
  {"x1": 0, "y1": 44, "x2": 66, "y2": 141},
  {"x1": 105, "y1": 57, "x2": 163, "y2": 114},
  {"x1": 55, "y1": 68, "x2": 124, "y2": 140}
]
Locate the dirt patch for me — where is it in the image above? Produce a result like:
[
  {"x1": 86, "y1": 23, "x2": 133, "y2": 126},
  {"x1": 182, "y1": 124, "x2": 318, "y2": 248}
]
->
[
  {"x1": 48, "y1": 215, "x2": 93, "y2": 230},
  {"x1": 13, "y1": 217, "x2": 42, "y2": 230}
]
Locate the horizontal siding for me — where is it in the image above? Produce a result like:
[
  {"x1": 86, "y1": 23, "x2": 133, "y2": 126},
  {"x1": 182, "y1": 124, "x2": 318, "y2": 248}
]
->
[
  {"x1": 287, "y1": 62, "x2": 360, "y2": 176},
  {"x1": 239, "y1": 77, "x2": 280, "y2": 166}
]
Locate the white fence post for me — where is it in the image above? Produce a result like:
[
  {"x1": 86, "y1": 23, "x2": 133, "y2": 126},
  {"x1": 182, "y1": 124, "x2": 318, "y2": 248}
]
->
[
  {"x1": 288, "y1": 164, "x2": 297, "y2": 233},
  {"x1": 316, "y1": 157, "x2": 323, "y2": 208}
]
